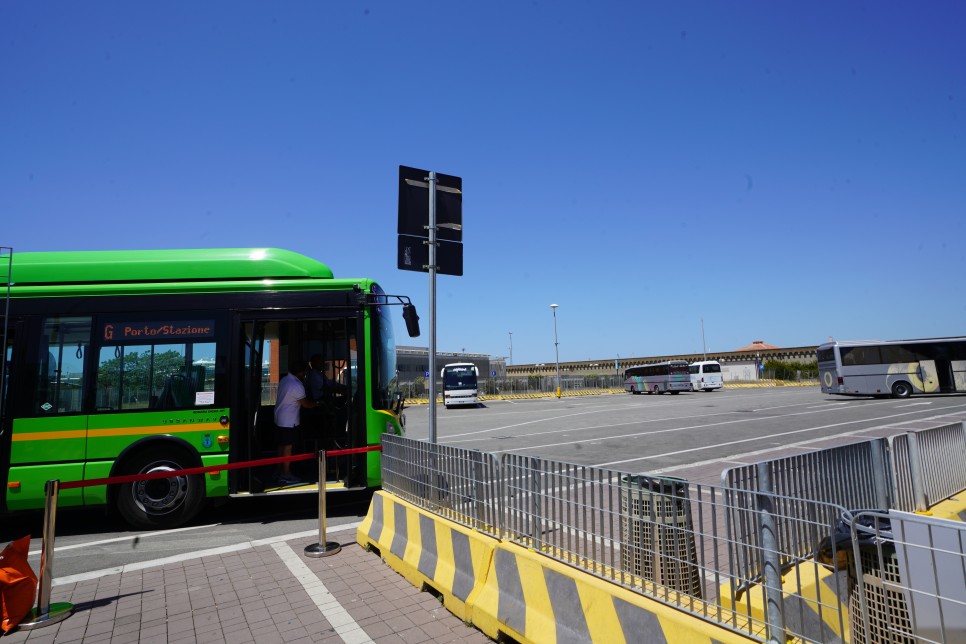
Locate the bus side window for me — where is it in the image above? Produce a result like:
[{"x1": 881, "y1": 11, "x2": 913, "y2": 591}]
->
[{"x1": 97, "y1": 341, "x2": 217, "y2": 411}]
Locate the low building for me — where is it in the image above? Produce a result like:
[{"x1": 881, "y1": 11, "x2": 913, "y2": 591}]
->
[{"x1": 396, "y1": 346, "x2": 506, "y2": 384}]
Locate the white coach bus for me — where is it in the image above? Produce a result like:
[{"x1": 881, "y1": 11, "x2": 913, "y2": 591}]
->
[
  {"x1": 689, "y1": 360, "x2": 724, "y2": 392},
  {"x1": 441, "y1": 362, "x2": 480, "y2": 408},
  {"x1": 817, "y1": 337, "x2": 966, "y2": 398}
]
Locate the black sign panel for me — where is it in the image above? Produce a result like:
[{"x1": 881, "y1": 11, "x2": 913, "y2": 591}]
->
[
  {"x1": 397, "y1": 235, "x2": 463, "y2": 276},
  {"x1": 398, "y1": 165, "x2": 462, "y2": 242}
]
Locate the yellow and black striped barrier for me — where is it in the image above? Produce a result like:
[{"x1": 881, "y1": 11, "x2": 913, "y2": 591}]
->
[
  {"x1": 357, "y1": 491, "x2": 496, "y2": 622},
  {"x1": 358, "y1": 492, "x2": 755, "y2": 644}
]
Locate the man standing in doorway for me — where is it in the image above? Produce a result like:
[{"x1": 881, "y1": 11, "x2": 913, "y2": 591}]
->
[{"x1": 274, "y1": 359, "x2": 319, "y2": 485}]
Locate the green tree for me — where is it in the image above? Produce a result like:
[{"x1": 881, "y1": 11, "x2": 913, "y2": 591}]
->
[{"x1": 764, "y1": 359, "x2": 818, "y2": 380}]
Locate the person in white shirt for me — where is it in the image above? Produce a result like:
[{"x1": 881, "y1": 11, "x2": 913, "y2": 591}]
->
[{"x1": 273, "y1": 359, "x2": 319, "y2": 485}]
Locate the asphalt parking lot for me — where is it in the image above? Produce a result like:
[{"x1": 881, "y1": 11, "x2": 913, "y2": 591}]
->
[{"x1": 402, "y1": 385, "x2": 966, "y2": 478}]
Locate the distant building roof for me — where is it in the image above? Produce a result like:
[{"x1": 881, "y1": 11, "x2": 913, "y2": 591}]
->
[{"x1": 734, "y1": 339, "x2": 779, "y2": 352}]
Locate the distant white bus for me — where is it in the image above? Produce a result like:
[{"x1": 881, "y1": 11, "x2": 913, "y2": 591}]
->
[
  {"x1": 689, "y1": 360, "x2": 723, "y2": 392},
  {"x1": 817, "y1": 337, "x2": 966, "y2": 398},
  {"x1": 441, "y1": 363, "x2": 480, "y2": 408},
  {"x1": 624, "y1": 360, "x2": 691, "y2": 394}
]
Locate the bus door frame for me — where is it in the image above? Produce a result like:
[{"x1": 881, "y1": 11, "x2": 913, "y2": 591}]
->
[
  {"x1": 233, "y1": 318, "x2": 267, "y2": 494},
  {"x1": 231, "y1": 308, "x2": 362, "y2": 493},
  {"x1": 917, "y1": 360, "x2": 941, "y2": 394},
  {"x1": 932, "y1": 358, "x2": 956, "y2": 393},
  {"x1": 0, "y1": 317, "x2": 23, "y2": 508}
]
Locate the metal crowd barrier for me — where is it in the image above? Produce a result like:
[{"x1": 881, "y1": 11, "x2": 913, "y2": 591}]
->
[
  {"x1": 382, "y1": 435, "x2": 853, "y2": 642},
  {"x1": 382, "y1": 430, "x2": 966, "y2": 643},
  {"x1": 500, "y1": 455, "x2": 855, "y2": 643},
  {"x1": 380, "y1": 433, "x2": 501, "y2": 537},
  {"x1": 890, "y1": 422, "x2": 966, "y2": 513},
  {"x1": 720, "y1": 422, "x2": 966, "y2": 575},
  {"x1": 847, "y1": 510, "x2": 966, "y2": 644},
  {"x1": 722, "y1": 439, "x2": 892, "y2": 515},
  {"x1": 721, "y1": 439, "x2": 892, "y2": 592}
]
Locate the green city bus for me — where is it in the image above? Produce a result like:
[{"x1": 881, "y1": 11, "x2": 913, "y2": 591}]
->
[{"x1": 0, "y1": 248, "x2": 419, "y2": 529}]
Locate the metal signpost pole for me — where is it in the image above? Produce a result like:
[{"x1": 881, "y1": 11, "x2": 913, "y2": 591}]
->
[
  {"x1": 398, "y1": 165, "x2": 461, "y2": 442},
  {"x1": 427, "y1": 171, "x2": 438, "y2": 444}
]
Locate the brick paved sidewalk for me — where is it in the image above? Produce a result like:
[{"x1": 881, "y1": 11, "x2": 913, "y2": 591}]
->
[{"x1": 3, "y1": 527, "x2": 490, "y2": 644}]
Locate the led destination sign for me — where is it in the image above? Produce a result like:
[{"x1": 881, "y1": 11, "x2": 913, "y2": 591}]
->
[{"x1": 102, "y1": 320, "x2": 216, "y2": 342}]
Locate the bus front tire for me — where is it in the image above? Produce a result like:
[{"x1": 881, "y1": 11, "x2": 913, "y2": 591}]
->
[
  {"x1": 891, "y1": 381, "x2": 913, "y2": 399},
  {"x1": 116, "y1": 447, "x2": 205, "y2": 530}
]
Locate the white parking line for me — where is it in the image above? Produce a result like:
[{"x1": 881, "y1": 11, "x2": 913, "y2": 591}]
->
[
  {"x1": 29, "y1": 523, "x2": 219, "y2": 557},
  {"x1": 51, "y1": 522, "x2": 361, "y2": 586},
  {"x1": 440, "y1": 398, "x2": 823, "y2": 443},
  {"x1": 593, "y1": 405, "x2": 966, "y2": 468}
]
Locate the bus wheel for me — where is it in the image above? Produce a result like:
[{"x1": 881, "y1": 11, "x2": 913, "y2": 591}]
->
[
  {"x1": 116, "y1": 447, "x2": 205, "y2": 529},
  {"x1": 891, "y1": 381, "x2": 913, "y2": 399}
]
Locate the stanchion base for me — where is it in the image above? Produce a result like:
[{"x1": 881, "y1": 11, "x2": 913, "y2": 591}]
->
[
  {"x1": 18, "y1": 602, "x2": 73, "y2": 630},
  {"x1": 304, "y1": 541, "x2": 341, "y2": 558}
]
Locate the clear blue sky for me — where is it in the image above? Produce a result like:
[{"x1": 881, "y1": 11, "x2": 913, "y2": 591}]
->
[{"x1": 3, "y1": 2, "x2": 964, "y2": 365}]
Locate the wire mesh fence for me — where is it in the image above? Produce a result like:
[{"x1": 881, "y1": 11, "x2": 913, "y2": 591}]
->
[
  {"x1": 380, "y1": 422, "x2": 966, "y2": 643},
  {"x1": 382, "y1": 435, "x2": 857, "y2": 642}
]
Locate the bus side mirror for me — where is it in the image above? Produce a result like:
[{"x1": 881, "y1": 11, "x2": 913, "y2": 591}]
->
[{"x1": 402, "y1": 303, "x2": 420, "y2": 337}]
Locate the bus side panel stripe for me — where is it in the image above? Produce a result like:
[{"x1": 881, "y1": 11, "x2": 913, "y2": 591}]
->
[{"x1": 12, "y1": 422, "x2": 226, "y2": 442}]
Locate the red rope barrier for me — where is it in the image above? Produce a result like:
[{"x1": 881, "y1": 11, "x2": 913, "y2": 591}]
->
[{"x1": 58, "y1": 445, "x2": 382, "y2": 490}]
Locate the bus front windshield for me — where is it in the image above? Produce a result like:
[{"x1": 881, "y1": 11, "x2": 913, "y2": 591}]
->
[
  {"x1": 444, "y1": 368, "x2": 476, "y2": 389},
  {"x1": 371, "y1": 285, "x2": 399, "y2": 411}
]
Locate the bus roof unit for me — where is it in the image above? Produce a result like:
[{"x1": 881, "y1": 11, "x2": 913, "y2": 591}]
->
[{"x1": 9, "y1": 248, "x2": 334, "y2": 285}]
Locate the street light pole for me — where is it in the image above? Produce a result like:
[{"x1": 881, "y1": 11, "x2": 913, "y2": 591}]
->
[
  {"x1": 508, "y1": 331, "x2": 513, "y2": 365},
  {"x1": 701, "y1": 318, "x2": 707, "y2": 361},
  {"x1": 550, "y1": 304, "x2": 561, "y2": 398}
]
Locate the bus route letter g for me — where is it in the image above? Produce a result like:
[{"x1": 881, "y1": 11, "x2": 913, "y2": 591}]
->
[{"x1": 104, "y1": 324, "x2": 114, "y2": 341}]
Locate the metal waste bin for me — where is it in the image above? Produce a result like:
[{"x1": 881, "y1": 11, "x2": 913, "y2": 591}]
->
[
  {"x1": 842, "y1": 510, "x2": 913, "y2": 644},
  {"x1": 620, "y1": 474, "x2": 701, "y2": 597}
]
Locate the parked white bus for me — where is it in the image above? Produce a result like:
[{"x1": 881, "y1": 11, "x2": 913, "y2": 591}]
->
[
  {"x1": 624, "y1": 360, "x2": 691, "y2": 394},
  {"x1": 441, "y1": 362, "x2": 480, "y2": 408},
  {"x1": 689, "y1": 360, "x2": 723, "y2": 392},
  {"x1": 817, "y1": 337, "x2": 966, "y2": 398}
]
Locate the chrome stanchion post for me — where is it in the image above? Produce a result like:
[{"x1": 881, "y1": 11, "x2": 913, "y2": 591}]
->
[
  {"x1": 20, "y1": 479, "x2": 73, "y2": 630},
  {"x1": 304, "y1": 450, "x2": 341, "y2": 558}
]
